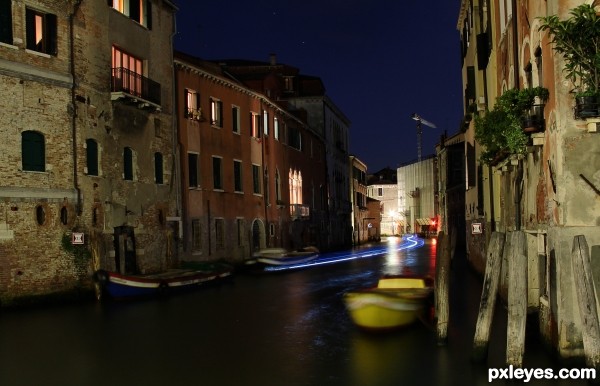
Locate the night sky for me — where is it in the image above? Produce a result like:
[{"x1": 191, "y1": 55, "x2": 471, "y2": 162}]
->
[{"x1": 173, "y1": 1, "x2": 464, "y2": 173}]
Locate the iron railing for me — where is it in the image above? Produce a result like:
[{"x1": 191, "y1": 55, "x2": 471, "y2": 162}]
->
[{"x1": 111, "y1": 67, "x2": 161, "y2": 106}]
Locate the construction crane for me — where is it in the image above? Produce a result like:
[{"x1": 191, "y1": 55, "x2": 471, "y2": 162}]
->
[{"x1": 411, "y1": 113, "x2": 437, "y2": 162}]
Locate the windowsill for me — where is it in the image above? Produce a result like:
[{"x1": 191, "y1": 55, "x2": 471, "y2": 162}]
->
[
  {"x1": 233, "y1": 131, "x2": 241, "y2": 136},
  {"x1": 0, "y1": 42, "x2": 18, "y2": 50},
  {"x1": 213, "y1": 188, "x2": 224, "y2": 192},
  {"x1": 188, "y1": 186, "x2": 201, "y2": 190},
  {"x1": 253, "y1": 193, "x2": 263, "y2": 197},
  {"x1": 25, "y1": 49, "x2": 52, "y2": 58},
  {"x1": 21, "y1": 170, "x2": 47, "y2": 174},
  {"x1": 234, "y1": 191, "x2": 244, "y2": 194}
]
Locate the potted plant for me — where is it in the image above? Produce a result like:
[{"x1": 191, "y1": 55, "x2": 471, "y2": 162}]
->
[
  {"x1": 475, "y1": 87, "x2": 549, "y2": 164},
  {"x1": 539, "y1": 4, "x2": 600, "y2": 118}
]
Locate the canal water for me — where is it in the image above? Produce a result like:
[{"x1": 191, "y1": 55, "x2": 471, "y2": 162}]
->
[{"x1": 0, "y1": 237, "x2": 590, "y2": 386}]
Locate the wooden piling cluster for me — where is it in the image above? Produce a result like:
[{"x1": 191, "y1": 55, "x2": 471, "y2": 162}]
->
[
  {"x1": 469, "y1": 232, "x2": 600, "y2": 372},
  {"x1": 470, "y1": 231, "x2": 527, "y2": 367}
]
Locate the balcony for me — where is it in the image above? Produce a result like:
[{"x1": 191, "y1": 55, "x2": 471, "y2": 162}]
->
[
  {"x1": 290, "y1": 204, "x2": 310, "y2": 220},
  {"x1": 111, "y1": 67, "x2": 161, "y2": 109}
]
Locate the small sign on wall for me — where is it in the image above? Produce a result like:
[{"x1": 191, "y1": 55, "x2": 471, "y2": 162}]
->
[
  {"x1": 72, "y1": 232, "x2": 85, "y2": 245},
  {"x1": 471, "y1": 223, "x2": 482, "y2": 235}
]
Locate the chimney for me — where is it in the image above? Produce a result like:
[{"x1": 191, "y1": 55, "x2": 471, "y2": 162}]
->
[{"x1": 269, "y1": 53, "x2": 276, "y2": 65}]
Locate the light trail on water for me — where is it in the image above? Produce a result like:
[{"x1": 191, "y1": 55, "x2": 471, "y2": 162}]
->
[{"x1": 264, "y1": 235, "x2": 425, "y2": 272}]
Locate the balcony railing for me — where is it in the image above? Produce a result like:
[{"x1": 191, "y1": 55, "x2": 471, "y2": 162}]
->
[
  {"x1": 290, "y1": 204, "x2": 310, "y2": 219},
  {"x1": 111, "y1": 67, "x2": 161, "y2": 107}
]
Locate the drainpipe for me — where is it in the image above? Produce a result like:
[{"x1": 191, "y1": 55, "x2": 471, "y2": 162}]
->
[
  {"x1": 69, "y1": 1, "x2": 83, "y2": 215},
  {"x1": 170, "y1": 7, "x2": 182, "y2": 256},
  {"x1": 512, "y1": 0, "x2": 522, "y2": 231}
]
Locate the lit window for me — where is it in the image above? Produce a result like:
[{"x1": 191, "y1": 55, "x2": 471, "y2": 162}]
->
[
  {"x1": 112, "y1": 46, "x2": 143, "y2": 97},
  {"x1": 263, "y1": 111, "x2": 269, "y2": 136},
  {"x1": 274, "y1": 117, "x2": 279, "y2": 140},
  {"x1": 289, "y1": 169, "x2": 303, "y2": 204},
  {"x1": 110, "y1": 0, "x2": 152, "y2": 29},
  {"x1": 210, "y1": 98, "x2": 223, "y2": 127},
  {"x1": 25, "y1": 8, "x2": 57, "y2": 55},
  {"x1": 250, "y1": 112, "x2": 260, "y2": 138},
  {"x1": 185, "y1": 89, "x2": 200, "y2": 119}
]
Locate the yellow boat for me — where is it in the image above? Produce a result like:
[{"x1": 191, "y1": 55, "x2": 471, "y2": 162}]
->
[{"x1": 343, "y1": 276, "x2": 433, "y2": 331}]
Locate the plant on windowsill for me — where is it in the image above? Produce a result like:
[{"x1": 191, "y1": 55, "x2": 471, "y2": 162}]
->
[
  {"x1": 475, "y1": 87, "x2": 549, "y2": 165},
  {"x1": 539, "y1": 4, "x2": 600, "y2": 119}
]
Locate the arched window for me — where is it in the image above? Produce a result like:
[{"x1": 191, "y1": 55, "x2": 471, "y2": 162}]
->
[
  {"x1": 154, "y1": 152, "x2": 163, "y2": 184},
  {"x1": 22, "y1": 131, "x2": 45, "y2": 172},
  {"x1": 86, "y1": 139, "x2": 99, "y2": 176},
  {"x1": 124, "y1": 147, "x2": 133, "y2": 180}
]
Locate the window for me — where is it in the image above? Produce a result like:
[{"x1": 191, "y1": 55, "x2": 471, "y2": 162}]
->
[
  {"x1": 112, "y1": 46, "x2": 143, "y2": 97},
  {"x1": 210, "y1": 98, "x2": 223, "y2": 127},
  {"x1": 212, "y1": 156, "x2": 223, "y2": 190},
  {"x1": 252, "y1": 164, "x2": 261, "y2": 194},
  {"x1": 269, "y1": 223, "x2": 275, "y2": 237},
  {"x1": 123, "y1": 147, "x2": 134, "y2": 180},
  {"x1": 60, "y1": 206, "x2": 68, "y2": 225},
  {"x1": 275, "y1": 169, "x2": 281, "y2": 202},
  {"x1": 215, "y1": 218, "x2": 224, "y2": 250},
  {"x1": 86, "y1": 139, "x2": 99, "y2": 176},
  {"x1": 109, "y1": 0, "x2": 152, "y2": 29},
  {"x1": 191, "y1": 219, "x2": 202, "y2": 252},
  {"x1": 185, "y1": 89, "x2": 200, "y2": 119},
  {"x1": 263, "y1": 111, "x2": 269, "y2": 136},
  {"x1": 232, "y1": 106, "x2": 240, "y2": 134},
  {"x1": 289, "y1": 169, "x2": 302, "y2": 204},
  {"x1": 154, "y1": 152, "x2": 163, "y2": 184},
  {"x1": 21, "y1": 131, "x2": 45, "y2": 172},
  {"x1": 237, "y1": 218, "x2": 244, "y2": 246},
  {"x1": 25, "y1": 8, "x2": 57, "y2": 55},
  {"x1": 535, "y1": 46, "x2": 543, "y2": 88},
  {"x1": 378, "y1": 187, "x2": 383, "y2": 197},
  {"x1": 283, "y1": 76, "x2": 294, "y2": 92},
  {"x1": 36, "y1": 205, "x2": 46, "y2": 225},
  {"x1": 0, "y1": 0, "x2": 12, "y2": 45},
  {"x1": 234, "y1": 160, "x2": 243, "y2": 192},
  {"x1": 274, "y1": 117, "x2": 279, "y2": 140},
  {"x1": 251, "y1": 112, "x2": 260, "y2": 138},
  {"x1": 288, "y1": 126, "x2": 302, "y2": 150},
  {"x1": 188, "y1": 153, "x2": 199, "y2": 188}
]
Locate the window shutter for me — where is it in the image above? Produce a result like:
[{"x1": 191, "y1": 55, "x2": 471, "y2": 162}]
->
[
  {"x1": 22, "y1": 131, "x2": 45, "y2": 172},
  {"x1": 46, "y1": 13, "x2": 57, "y2": 55},
  {"x1": 129, "y1": 0, "x2": 140, "y2": 22},
  {"x1": 124, "y1": 147, "x2": 133, "y2": 180},
  {"x1": 107, "y1": 0, "x2": 113, "y2": 7},
  {"x1": 146, "y1": 0, "x2": 152, "y2": 29},
  {"x1": 25, "y1": 8, "x2": 35, "y2": 50},
  {"x1": 154, "y1": 152, "x2": 163, "y2": 184},
  {"x1": 218, "y1": 101, "x2": 223, "y2": 126},
  {"x1": 86, "y1": 139, "x2": 99, "y2": 176},
  {"x1": 184, "y1": 89, "x2": 189, "y2": 117},
  {"x1": 0, "y1": 0, "x2": 12, "y2": 44}
]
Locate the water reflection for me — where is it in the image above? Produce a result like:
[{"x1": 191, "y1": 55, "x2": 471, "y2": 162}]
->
[{"x1": 381, "y1": 236, "x2": 435, "y2": 278}]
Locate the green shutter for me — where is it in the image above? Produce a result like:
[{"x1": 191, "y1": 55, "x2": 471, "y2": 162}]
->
[{"x1": 0, "y1": 0, "x2": 12, "y2": 44}]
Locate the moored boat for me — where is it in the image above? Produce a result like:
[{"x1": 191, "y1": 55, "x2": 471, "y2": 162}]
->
[
  {"x1": 343, "y1": 276, "x2": 433, "y2": 331},
  {"x1": 94, "y1": 263, "x2": 233, "y2": 299},
  {"x1": 244, "y1": 247, "x2": 319, "y2": 270}
]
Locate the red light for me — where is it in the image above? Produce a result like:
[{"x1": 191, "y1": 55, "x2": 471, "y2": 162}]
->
[
  {"x1": 432, "y1": 238, "x2": 437, "y2": 245},
  {"x1": 431, "y1": 220, "x2": 436, "y2": 226}
]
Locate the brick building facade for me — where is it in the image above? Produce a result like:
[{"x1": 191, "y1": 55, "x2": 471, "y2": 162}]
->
[{"x1": 0, "y1": 0, "x2": 178, "y2": 305}]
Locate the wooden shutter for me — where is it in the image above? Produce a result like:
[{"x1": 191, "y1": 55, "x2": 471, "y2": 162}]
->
[
  {"x1": 0, "y1": 0, "x2": 12, "y2": 44},
  {"x1": 46, "y1": 13, "x2": 57, "y2": 55}
]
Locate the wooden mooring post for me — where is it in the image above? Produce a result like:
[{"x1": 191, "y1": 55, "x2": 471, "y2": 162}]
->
[
  {"x1": 472, "y1": 231, "x2": 505, "y2": 362},
  {"x1": 506, "y1": 231, "x2": 527, "y2": 367},
  {"x1": 435, "y1": 231, "x2": 451, "y2": 345},
  {"x1": 571, "y1": 235, "x2": 600, "y2": 371}
]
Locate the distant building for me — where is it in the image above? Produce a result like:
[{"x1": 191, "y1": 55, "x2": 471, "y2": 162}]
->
[
  {"x1": 397, "y1": 156, "x2": 438, "y2": 236},
  {"x1": 174, "y1": 52, "x2": 328, "y2": 260},
  {"x1": 213, "y1": 55, "x2": 352, "y2": 250},
  {"x1": 349, "y1": 156, "x2": 368, "y2": 245},
  {"x1": 367, "y1": 167, "x2": 400, "y2": 235}
]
